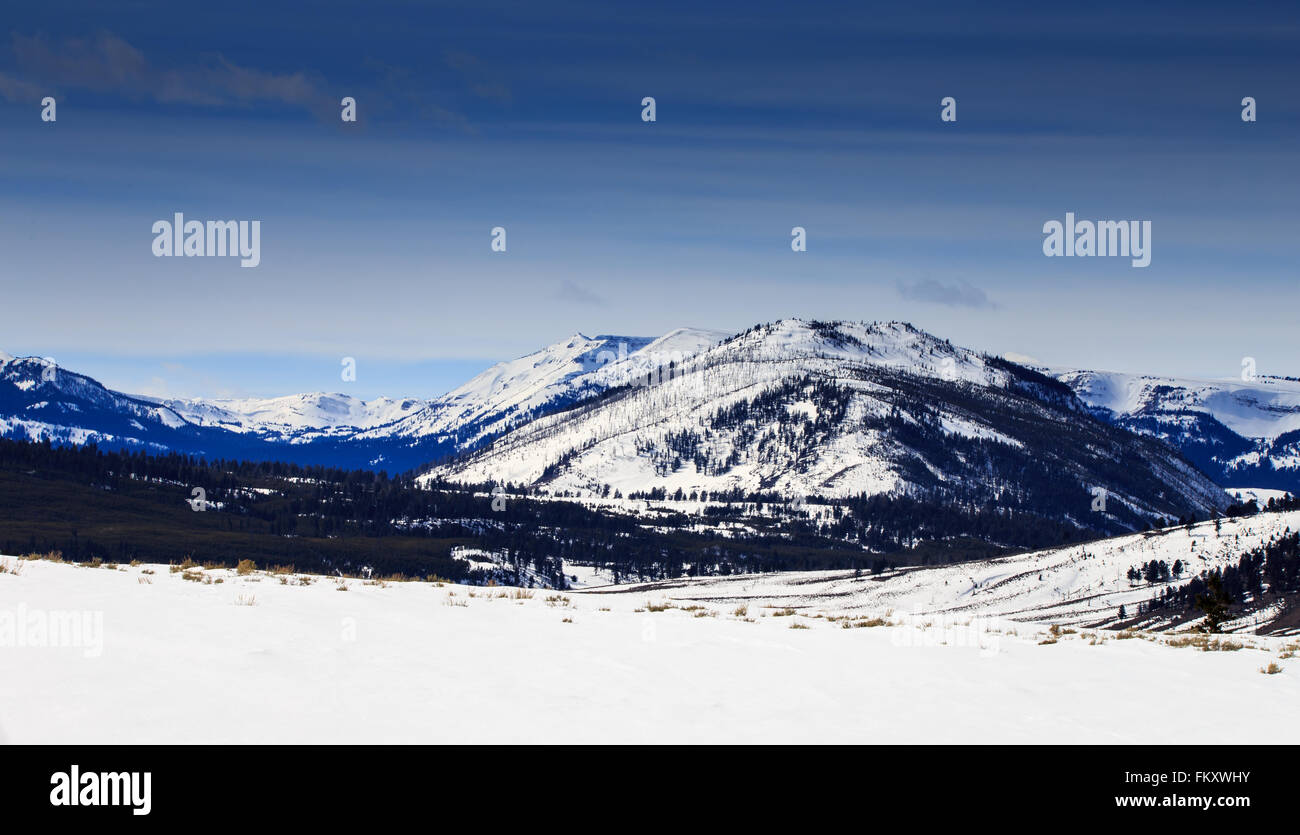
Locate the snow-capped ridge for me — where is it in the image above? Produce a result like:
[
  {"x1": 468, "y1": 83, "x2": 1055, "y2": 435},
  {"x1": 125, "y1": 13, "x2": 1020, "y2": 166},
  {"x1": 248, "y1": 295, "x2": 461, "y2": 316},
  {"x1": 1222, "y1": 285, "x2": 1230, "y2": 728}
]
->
[
  {"x1": 1055, "y1": 368, "x2": 1300, "y2": 491},
  {"x1": 425, "y1": 317, "x2": 1228, "y2": 529}
]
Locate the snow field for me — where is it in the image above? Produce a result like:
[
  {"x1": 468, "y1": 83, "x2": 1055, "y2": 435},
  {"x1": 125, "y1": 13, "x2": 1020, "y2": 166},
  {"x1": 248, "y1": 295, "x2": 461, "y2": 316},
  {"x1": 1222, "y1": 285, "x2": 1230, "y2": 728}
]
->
[{"x1": 2, "y1": 539, "x2": 1296, "y2": 744}]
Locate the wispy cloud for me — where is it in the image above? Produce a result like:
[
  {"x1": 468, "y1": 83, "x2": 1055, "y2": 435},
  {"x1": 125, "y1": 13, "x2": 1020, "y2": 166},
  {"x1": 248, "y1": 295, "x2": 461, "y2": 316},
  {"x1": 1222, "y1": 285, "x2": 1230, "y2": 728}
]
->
[
  {"x1": 0, "y1": 69, "x2": 41, "y2": 102},
  {"x1": 896, "y1": 278, "x2": 996, "y2": 309},
  {"x1": 6, "y1": 31, "x2": 333, "y2": 117},
  {"x1": 554, "y1": 280, "x2": 606, "y2": 306}
]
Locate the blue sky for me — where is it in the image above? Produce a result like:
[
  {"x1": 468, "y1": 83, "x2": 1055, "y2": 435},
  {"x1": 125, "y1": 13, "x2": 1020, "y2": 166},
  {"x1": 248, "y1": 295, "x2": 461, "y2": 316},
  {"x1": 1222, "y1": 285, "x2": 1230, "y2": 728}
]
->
[{"x1": 1, "y1": 1, "x2": 1298, "y2": 399}]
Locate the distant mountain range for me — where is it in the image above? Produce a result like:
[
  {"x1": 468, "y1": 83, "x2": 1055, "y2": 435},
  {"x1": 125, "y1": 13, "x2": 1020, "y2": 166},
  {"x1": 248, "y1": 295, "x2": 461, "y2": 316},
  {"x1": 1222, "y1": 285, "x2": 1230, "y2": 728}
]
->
[
  {"x1": 2, "y1": 322, "x2": 1296, "y2": 512},
  {"x1": 1052, "y1": 369, "x2": 1300, "y2": 492},
  {"x1": 0, "y1": 330, "x2": 725, "y2": 472}
]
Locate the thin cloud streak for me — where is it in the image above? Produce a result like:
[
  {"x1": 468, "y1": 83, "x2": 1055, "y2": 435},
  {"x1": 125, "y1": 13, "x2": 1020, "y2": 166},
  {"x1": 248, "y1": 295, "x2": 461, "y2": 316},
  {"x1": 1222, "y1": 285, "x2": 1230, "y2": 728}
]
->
[{"x1": 896, "y1": 279, "x2": 997, "y2": 310}]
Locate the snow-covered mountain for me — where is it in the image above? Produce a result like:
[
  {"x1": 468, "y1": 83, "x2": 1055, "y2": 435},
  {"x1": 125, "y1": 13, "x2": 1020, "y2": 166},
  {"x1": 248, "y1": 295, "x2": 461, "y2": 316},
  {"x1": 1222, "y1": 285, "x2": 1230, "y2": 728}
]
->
[
  {"x1": 6, "y1": 320, "x2": 1287, "y2": 525},
  {"x1": 153, "y1": 392, "x2": 429, "y2": 442},
  {"x1": 0, "y1": 329, "x2": 728, "y2": 470},
  {"x1": 0, "y1": 353, "x2": 207, "y2": 452},
  {"x1": 357, "y1": 328, "x2": 727, "y2": 450},
  {"x1": 425, "y1": 319, "x2": 1230, "y2": 530},
  {"x1": 1055, "y1": 370, "x2": 1300, "y2": 492},
  {"x1": 0, "y1": 352, "x2": 434, "y2": 464}
]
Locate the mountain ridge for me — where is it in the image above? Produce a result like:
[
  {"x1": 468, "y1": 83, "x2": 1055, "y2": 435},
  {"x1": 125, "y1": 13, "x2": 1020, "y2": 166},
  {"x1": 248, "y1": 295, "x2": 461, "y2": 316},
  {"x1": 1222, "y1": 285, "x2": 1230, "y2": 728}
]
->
[
  {"x1": 3, "y1": 320, "x2": 1296, "y2": 501},
  {"x1": 0, "y1": 329, "x2": 729, "y2": 471},
  {"x1": 424, "y1": 318, "x2": 1230, "y2": 533},
  {"x1": 1051, "y1": 368, "x2": 1300, "y2": 491}
]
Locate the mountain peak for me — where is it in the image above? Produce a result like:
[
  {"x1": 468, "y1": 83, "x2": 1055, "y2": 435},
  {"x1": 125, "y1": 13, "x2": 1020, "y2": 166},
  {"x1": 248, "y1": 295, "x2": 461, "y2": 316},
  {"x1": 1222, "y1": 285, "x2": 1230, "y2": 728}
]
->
[{"x1": 425, "y1": 319, "x2": 1228, "y2": 526}]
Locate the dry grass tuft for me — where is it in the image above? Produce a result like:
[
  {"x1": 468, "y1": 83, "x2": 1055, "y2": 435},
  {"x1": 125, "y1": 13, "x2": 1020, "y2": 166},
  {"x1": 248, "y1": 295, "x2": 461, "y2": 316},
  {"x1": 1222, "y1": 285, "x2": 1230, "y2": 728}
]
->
[
  {"x1": 843, "y1": 616, "x2": 888, "y2": 629},
  {"x1": 1166, "y1": 634, "x2": 1245, "y2": 652}
]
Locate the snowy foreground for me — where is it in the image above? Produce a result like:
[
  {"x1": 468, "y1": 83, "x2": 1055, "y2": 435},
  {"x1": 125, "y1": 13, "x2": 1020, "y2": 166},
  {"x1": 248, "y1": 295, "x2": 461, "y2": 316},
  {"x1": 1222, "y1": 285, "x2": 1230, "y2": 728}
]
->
[{"x1": 2, "y1": 518, "x2": 1298, "y2": 745}]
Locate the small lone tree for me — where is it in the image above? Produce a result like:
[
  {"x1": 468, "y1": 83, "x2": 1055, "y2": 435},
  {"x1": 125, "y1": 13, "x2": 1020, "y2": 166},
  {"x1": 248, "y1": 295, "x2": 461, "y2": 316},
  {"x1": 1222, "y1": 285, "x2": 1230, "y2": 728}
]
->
[{"x1": 1195, "y1": 572, "x2": 1232, "y2": 633}]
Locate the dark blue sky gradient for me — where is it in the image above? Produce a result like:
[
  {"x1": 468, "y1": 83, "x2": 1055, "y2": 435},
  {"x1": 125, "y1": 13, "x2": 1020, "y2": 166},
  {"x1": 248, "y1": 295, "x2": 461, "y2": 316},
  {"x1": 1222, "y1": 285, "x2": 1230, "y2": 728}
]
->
[{"x1": 1, "y1": 1, "x2": 1297, "y2": 398}]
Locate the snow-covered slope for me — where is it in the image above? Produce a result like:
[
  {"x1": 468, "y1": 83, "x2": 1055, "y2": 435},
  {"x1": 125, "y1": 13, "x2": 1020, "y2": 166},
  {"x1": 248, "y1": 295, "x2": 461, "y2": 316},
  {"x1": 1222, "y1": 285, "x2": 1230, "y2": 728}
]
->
[
  {"x1": 426, "y1": 319, "x2": 1229, "y2": 529},
  {"x1": 363, "y1": 328, "x2": 727, "y2": 449},
  {"x1": 1059, "y1": 370, "x2": 1300, "y2": 441},
  {"x1": 629, "y1": 510, "x2": 1300, "y2": 631},
  {"x1": 1056, "y1": 369, "x2": 1300, "y2": 491},
  {"x1": 3, "y1": 544, "x2": 1296, "y2": 744}
]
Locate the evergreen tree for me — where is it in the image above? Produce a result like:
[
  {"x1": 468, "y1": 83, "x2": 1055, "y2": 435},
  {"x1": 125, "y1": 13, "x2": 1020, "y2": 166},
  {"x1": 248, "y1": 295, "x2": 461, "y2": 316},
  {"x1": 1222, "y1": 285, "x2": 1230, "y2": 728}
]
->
[{"x1": 1195, "y1": 573, "x2": 1231, "y2": 633}]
